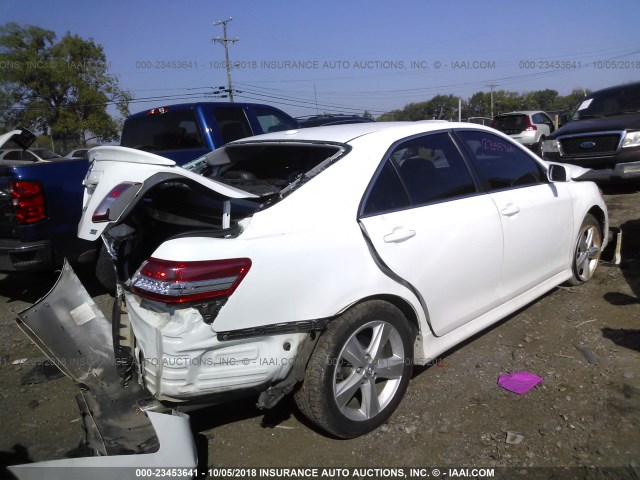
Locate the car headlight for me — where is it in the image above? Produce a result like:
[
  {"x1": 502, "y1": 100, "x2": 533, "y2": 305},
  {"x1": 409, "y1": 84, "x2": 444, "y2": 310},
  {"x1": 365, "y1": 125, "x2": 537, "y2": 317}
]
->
[
  {"x1": 622, "y1": 131, "x2": 640, "y2": 148},
  {"x1": 541, "y1": 139, "x2": 560, "y2": 153}
]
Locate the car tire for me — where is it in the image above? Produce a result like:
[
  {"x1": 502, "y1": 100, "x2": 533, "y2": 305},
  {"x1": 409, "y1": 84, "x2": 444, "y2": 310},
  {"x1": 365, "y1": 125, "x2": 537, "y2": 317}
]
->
[
  {"x1": 294, "y1": 300, "x2": 414, "y2": 438},
  {"x1": 567, "y1": 214, "x2": 602, "y2": 286}
]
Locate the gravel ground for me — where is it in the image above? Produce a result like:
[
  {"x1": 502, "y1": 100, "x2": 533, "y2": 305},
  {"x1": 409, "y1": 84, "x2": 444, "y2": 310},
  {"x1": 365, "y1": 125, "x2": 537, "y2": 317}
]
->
[{"x1": 0, "y1": 185, "x2": 638, "y2": 479}]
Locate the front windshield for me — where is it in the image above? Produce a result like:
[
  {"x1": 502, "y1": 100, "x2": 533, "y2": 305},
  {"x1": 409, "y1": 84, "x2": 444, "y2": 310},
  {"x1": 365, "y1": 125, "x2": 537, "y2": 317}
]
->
[
  {"x1": 32, "y1": 149, "x2": 61, "y2": 160},
  {"x1": 572, "y1": 85, "x2": 640, "y2": 120}
]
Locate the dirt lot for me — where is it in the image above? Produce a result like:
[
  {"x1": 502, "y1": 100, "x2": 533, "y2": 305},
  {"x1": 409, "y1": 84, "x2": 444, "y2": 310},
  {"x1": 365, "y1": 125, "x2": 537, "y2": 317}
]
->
[{"x1": 0, "y1": 186, "x2": 638, "y2": 479}]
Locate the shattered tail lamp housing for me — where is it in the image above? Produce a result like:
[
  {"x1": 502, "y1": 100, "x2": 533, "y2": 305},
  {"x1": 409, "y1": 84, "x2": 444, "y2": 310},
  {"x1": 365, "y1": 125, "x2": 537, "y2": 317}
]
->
[
  {"x1": 131, "y1": 258, "x2": 252, "y2": 303},
  {"x1": 92, "y1": 182, "x2": 141, "y2": 222}
]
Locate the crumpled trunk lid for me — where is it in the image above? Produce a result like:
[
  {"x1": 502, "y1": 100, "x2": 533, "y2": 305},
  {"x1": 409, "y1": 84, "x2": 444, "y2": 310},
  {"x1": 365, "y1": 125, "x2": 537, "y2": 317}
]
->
[{"x1": 79, "y1": 146, "x2": 257, "y2": 240}]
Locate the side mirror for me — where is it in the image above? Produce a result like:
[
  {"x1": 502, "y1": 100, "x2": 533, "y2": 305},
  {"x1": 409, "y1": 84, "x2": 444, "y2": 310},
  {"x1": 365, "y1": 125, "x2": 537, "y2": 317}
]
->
[{"x1": 548, "y1": 164, "x2": 568, "y2": 182}]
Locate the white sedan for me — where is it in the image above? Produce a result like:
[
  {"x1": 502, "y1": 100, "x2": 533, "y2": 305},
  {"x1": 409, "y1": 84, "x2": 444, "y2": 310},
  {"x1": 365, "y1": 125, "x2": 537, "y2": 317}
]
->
[{"x1": 20, "y1": 122, "x2": 608, "y2": 449}]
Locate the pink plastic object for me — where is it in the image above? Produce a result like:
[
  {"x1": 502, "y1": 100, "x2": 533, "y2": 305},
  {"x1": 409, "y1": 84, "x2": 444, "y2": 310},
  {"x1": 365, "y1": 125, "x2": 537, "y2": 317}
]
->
[{"x1": 498, "y1": 371, "x2": 543, "y2": 394}]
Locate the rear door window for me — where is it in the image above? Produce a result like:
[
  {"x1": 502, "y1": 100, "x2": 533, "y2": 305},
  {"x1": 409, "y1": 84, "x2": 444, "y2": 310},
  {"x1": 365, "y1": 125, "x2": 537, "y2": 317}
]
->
[
  {"x1": 362, "y1": 132, "x2": 477, "y2": 216},
  {"x1": 2, "y1": 150, "x2": 39, "y2": 161},
  {"x1": 361, "y1": 160, "x2": 410, "y2": 216},
  {"x1": 213, "y1": 107, "x2": 253, "y2": 143},
  {"x1": 3, "y1": 150, "x2": 27, "y2": 161},
  {"x1": 456, "y1": 130, "x2": 545, "y2": 191},
  {"x1": 254, "y1": 108, "x2": 299, "y2": 133}
]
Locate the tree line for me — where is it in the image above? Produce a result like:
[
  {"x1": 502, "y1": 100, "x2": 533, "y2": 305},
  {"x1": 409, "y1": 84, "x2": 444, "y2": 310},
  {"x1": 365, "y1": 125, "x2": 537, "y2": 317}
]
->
[{"x1": 377, "y1": 89, "x2": 591, "y2": 122}]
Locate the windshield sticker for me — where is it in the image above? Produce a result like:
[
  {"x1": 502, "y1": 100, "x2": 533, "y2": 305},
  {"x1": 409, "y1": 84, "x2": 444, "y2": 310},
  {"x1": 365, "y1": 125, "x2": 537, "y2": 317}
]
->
[
  {"x1": 577, "y1": 99, "x2": 593, "y2": 111},
  {"x1": 482, "y1": 137, "x2": 515, "y2": 153}
]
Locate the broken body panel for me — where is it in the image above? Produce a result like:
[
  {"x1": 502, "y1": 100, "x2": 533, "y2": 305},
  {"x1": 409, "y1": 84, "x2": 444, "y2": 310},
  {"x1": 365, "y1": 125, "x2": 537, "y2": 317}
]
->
[{"x1": 13, "y1": 261, "x2": 197, "y2": 477}]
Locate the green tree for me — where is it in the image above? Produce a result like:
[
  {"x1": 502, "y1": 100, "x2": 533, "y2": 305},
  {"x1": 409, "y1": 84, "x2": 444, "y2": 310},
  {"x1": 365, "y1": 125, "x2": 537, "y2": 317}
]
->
[
  {"x1": 553, "y1": 88, "x2": 590, "y2": 112},
  {"x1": 0, "y1": 23, "x2": 130, "y2": 151},
  {"x1": 467, "y1": 91, "x2": 491, "y2": 118},
  {"x1": 377, "y1": 95, "x2": 463, "y2": 122}
]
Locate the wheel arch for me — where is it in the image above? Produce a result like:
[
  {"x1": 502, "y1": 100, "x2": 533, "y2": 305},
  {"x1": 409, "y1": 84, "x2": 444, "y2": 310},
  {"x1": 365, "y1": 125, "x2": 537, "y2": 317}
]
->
[
  {"x1": 587, "y1": 205, "x2": 606, "y2": 235},
  {"x1": 334, "y1": 294, "x2": 422, "y2": 337}
]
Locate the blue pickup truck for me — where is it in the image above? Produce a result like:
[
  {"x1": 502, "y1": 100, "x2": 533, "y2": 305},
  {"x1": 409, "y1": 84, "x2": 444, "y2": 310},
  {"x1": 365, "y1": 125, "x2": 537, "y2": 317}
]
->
[
  {"x1": 0, "y1": 128, "x2": 95, "y2": 272},
  {"x1": 0, "y1": 103, "x2": 299, "y2": 274},
  {"x1": 120, "y1": 102, "x2": 300, "y2": 164}
]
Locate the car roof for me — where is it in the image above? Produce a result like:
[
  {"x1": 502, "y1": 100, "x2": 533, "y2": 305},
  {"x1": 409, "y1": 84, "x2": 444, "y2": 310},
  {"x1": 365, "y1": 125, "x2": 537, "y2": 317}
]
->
[
  {"x1": 588, "y1": 80, "x2": 640, "y2": 97},
  {"x1": 233, "y1": 121, "x2": 483, "y2": 145},
  {"x1": 495, "y1": 111, "x2": 546, "y2": 117},
  {"x1": 127, "y1": 102, "x2": 291, "y2": 118}
]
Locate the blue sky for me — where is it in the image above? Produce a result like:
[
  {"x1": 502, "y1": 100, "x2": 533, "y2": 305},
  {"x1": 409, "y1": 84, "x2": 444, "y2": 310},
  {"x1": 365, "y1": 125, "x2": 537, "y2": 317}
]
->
[{"x1": 2, "y1": 0, "x2": 639, "y2": 118}]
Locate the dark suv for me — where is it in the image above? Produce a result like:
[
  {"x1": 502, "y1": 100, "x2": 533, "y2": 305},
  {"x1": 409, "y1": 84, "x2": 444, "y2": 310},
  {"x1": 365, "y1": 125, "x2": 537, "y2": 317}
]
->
[
  {"x1": 297, "y1": 114, "x2": 375, "y2": 128},
  {"x1": 541, "y1": 82, "x2": 640, "y2": 181}
]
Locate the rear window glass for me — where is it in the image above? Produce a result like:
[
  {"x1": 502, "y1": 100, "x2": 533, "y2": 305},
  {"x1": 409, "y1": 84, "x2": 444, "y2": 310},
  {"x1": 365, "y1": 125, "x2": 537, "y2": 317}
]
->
[
  {"x1": 206, "y1": 142, "x2": 345, "y2": 197},
  {"x1": 491, "y1": 115, "x2": 527, "y2": 133},
  {"x1": 121, "y1": 110, "x2": 205, "y2": 151}
]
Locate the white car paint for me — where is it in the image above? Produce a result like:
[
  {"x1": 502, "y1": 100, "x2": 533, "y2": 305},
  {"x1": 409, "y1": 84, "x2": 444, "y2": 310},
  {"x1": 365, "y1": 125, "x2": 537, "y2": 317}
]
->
[
  {"x1": 9, "y1": 411, "x2": 196, "y2": 479},
  {"x1": 76, "y1": 121, "x2": 608, "y2": 430},
  {"x1": 360, "y1": 194, "x2": 503, "y2": 337}
]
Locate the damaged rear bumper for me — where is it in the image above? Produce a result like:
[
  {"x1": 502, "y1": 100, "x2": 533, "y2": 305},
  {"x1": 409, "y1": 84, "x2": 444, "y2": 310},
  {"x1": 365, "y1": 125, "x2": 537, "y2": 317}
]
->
[{"x1": 11, "y1": 261, "x2": 197, "y2": 479}]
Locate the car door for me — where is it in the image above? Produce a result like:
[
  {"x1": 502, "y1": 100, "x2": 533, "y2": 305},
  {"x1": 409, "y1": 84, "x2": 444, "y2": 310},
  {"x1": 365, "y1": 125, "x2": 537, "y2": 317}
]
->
[
  {"x1": 455, "y1": 129, "x2": 573, "y2": 301},
  {"x1": 359, "y1": 132, "x2": 504, "y2": 337},
  {"x1": 532, "y1": 113, "x2": 553, "y2": 137}
]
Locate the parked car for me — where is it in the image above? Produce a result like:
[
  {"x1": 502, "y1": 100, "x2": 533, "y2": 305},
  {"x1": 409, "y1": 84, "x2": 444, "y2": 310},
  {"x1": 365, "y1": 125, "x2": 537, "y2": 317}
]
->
[
  {"x1": 18, "y1": 122, "x2": 609, "y2": 469},
  {"x1": 542, "y1": 81, "x2": 640, "y2": 181},
  {"x1": 63, "y1": 148, "x2": 91, "y2": 159},
  {"x1": 0, "y1": 128, "x2": 100, "y2": 273},
  {"x1": 490, "y1": 110, "x2": 555, "y2": 154},
  {"x1": 120, "y1": 102, "x2": 300, "y2": 165},
  {"x1": 0, "y1": 147, "x2": 61, "y2": 164},
  {"x1": 466, "y1": 116, "x2": 493, "y2": 126},
  {"x1": 298, "y1": 114, "x2": 375, "y2": 127}
]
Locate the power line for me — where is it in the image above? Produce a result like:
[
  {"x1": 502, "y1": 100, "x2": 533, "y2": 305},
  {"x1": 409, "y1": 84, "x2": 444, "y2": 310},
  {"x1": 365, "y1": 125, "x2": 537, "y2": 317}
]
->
[{"x1": 235, "y1": 86, "x2": 383, "y2": 114}]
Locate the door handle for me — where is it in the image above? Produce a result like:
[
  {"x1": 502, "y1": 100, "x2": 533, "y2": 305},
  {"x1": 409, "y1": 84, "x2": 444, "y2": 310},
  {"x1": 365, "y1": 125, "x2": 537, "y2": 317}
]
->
[
  {"x1": 384, "y1": 227, "x2": 416, "y2": 243},
  {"x1": 500, "y1": 205, "x2": 520, "y2": 217}
]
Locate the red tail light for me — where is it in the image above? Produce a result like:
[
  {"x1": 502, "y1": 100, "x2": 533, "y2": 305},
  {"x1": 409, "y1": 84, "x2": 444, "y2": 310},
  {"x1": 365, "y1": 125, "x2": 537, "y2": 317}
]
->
[
  {"x1": 131, "y1": 258, "x2": 252, "y2": 303},
  {"x1": 92, "y1": 182, "x2": 140, "y2": 222},
  {"x1": 524, "y1": 116, "x2": 537, "y2": 131},
  {"x1": 147, "y1": 107, "x2": 169, "y2": 116},
  {"x1": 10, "y1": 181, "x2": 46, "y2": 224}
]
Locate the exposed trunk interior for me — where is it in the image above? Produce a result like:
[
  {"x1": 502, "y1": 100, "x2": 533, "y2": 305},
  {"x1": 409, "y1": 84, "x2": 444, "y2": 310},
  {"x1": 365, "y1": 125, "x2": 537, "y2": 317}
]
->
[
  {"x1": 104, "y1": 180, "x2": 259, "y2": 283},
  {"x1": 105, "y1": 141, "x2": 345, "y2": 283}
]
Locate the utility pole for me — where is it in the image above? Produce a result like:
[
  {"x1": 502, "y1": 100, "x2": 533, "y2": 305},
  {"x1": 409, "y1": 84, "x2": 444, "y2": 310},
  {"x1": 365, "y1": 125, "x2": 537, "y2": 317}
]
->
[
  {"x1": 487, "y1": 83, "x2": 498, "y2": 118},
  {"x1": 212, "y1": 17, "x2": 239, "y2": 102},
  {"x1": 314, "y1": 84, "x2": 319, "y2": 115}
]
